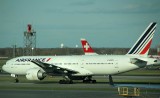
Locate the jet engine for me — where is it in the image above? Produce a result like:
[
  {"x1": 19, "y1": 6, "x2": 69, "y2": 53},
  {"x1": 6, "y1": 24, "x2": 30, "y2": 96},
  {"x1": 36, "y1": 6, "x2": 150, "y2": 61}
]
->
[{"x1": 26, "y1": 69, "x2": 46, "y2": 80}]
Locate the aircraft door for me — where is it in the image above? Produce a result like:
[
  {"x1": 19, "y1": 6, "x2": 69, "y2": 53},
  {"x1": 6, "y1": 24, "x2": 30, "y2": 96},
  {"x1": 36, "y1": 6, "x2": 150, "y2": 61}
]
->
[
  {"x1": 114, "y1": 60, "x2": 118, "y2": 68},
  {"x1": 80, "y1": 59, "x2": 85, "y2": 68},
  {"x1": 114, "y1": 59, "x2": 119, "y2": 73}
]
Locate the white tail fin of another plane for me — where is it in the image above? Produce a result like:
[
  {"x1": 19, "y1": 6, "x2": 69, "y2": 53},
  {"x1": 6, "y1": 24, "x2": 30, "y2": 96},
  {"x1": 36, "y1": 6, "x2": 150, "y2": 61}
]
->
[
  {"x1": 81, "y1": 38, "x2": 98, "y2": 55},
  {"x1": 127, "y1": 22, "x2": 157, "y2": 57}
]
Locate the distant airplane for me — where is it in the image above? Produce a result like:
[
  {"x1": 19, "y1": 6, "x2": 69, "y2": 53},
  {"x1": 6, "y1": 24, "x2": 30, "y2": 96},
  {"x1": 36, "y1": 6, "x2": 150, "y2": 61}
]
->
[
  {"x1": 81, "y1": 38, "x2": 98, "y2": 55},
  {"x1": 2, "y1": 22, "x2": 158, "y2": 84}
]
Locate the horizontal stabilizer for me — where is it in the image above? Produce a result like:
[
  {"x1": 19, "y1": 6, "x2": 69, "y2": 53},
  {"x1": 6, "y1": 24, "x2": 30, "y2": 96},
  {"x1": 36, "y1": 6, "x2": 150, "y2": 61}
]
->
[{"x1": 130, "y1": 58, "x2": 147, "y2": 64}]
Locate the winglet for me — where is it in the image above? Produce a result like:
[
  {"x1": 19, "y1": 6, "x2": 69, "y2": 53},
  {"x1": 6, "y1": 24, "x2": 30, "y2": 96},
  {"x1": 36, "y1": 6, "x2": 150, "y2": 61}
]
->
[
  {"x1": 127, "y1": 22, "x2": 157, "y2": 57},
  {"x1": 81, "y1": 38, "x2": 98, "y2": 55}
]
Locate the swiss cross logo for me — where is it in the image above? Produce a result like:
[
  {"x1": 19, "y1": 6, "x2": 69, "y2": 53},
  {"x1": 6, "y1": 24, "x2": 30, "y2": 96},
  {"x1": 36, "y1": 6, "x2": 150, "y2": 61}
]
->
[
  {"x1": 81, "y1": 39, "x2": 94, "y2": 53},
  {"x1": 84, "y1": 43, "x2": 90, "y2": 51}
]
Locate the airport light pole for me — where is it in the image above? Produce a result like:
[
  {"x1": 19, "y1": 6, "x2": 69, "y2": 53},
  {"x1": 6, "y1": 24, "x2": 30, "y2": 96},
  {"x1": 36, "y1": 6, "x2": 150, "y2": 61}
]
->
[{"x1": 32, "y1": 47, "x2": 34, "y2": 56}]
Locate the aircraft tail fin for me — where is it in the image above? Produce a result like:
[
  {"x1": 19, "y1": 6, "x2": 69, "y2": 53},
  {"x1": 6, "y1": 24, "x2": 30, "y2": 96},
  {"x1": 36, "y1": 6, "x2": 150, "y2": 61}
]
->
[
  {"x1": 81, "y1": 38, "x2": 98, "y2": 55},
  {"x1": 127, "y1": 22, "x2": 157, "y2": 57}
]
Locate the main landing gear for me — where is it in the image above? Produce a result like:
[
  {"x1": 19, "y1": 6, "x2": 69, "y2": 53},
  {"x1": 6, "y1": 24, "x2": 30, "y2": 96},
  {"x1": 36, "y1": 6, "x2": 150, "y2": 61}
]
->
[
  {"x1": 58, "y1": 76, "x2": 96, "y2": 84},
  {"x1": 59, "y1": 80, "x2": 73, "y2": 84},
  {"x1": 108, "y1": 75, "x2": 114, "y2": 85},
  {"x1": 59, "y1": 76, "x2": 73, "y2": 84},
  {"x1": 83, "y1": 76, "x2": 96, "y2": 83}
]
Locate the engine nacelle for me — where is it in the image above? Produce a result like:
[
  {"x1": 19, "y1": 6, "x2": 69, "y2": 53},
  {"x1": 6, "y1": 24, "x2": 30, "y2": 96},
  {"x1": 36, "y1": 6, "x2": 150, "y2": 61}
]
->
[{"x1": 26, "y1": 69, "x2": 46, "y2": 80}]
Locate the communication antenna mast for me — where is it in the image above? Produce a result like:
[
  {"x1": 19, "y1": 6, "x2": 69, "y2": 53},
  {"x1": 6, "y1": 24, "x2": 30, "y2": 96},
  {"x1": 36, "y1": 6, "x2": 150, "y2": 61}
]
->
[{"x1": 23, "y1": 24, "x2": 36, "y2": 56}]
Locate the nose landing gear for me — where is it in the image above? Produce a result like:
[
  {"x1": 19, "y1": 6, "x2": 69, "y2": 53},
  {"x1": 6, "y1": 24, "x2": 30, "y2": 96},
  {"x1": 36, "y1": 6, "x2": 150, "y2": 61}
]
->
[{"x1": 11, "y1": 74, "x2": 19, "y2": 83}]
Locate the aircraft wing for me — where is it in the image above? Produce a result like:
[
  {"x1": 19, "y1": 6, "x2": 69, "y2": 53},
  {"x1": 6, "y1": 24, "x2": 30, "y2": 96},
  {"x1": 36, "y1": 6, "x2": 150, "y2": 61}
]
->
[
  {"x1": 31, "y1": 60, "x2": 78, "y2": 75},
  {"x1": 31, "y1": 60, "x2": 93, "y2": 76}
]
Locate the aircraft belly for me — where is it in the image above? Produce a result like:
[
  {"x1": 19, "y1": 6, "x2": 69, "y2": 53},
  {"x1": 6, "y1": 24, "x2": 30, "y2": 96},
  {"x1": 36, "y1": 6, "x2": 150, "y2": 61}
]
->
[{"x1": 84, "y1": 65, "x2": 118, "y2": 75}]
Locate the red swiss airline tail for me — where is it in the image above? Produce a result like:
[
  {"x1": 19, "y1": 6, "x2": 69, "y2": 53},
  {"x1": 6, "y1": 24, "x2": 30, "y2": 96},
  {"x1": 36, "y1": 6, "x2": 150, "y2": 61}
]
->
[{"x1": 81, "y1": 38, "x2": 98, "y2": 55}]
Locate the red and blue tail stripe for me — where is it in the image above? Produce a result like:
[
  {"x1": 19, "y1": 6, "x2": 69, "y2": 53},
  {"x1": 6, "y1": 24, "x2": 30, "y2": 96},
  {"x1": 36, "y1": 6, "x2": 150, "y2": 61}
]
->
[{"x1": 127, "y1": 22, "x2": 157, "y2": 55}]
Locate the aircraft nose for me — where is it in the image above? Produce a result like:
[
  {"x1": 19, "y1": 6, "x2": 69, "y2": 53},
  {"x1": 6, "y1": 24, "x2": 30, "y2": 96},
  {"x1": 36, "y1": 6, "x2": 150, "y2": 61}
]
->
[{"x1": 2, "y1": 64, "x2": 7, "y2": 72}]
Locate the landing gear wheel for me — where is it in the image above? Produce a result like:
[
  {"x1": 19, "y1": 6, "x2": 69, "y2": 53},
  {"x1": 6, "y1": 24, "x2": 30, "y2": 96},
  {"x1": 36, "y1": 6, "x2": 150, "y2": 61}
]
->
[
  {"x1": 59, "y1": 80, "x2": 64, "y2": 84},
  {"x1": 92, "y1": 80, "x2": 96, "y2": 83},
  {"x1": 59, "y1": 80, "x2": 73, "y2": 84},
  {"x1": 83, "y1": 80, "x2": 96, "y2": 83},
  {"x1": 83, "y1": 76, "x2": 96, "y2": 83},
  {"x1": 15, "y1": 78, "x2": 19, "y2": 83}
]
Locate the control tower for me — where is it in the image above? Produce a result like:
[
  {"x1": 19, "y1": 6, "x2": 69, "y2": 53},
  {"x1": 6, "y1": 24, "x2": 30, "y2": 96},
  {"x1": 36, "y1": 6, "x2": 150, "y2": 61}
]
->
[{"x1": 23, "y1": 24, "x2": 36, "y2": 56}]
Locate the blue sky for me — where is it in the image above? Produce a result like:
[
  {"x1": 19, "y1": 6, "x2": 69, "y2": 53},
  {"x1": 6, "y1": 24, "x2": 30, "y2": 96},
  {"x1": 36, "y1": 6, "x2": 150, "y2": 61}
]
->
[{"x1": 0, "y1": 0, "x2": 160, "y2": 48}]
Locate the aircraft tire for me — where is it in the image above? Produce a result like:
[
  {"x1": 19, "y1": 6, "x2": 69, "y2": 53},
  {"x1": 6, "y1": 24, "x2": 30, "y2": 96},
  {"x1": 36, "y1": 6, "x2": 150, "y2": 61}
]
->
[
  {"x1": 92, "y1": 80, "x2": 96, "y2": 83},
  {"x1": 15, "y1": 79, "x2": 19, "y2": 83},
  {"x1": 59, "y1": 80, "x2": 73, "y2": 84},
  {"x1": 83, "y1": 80, "x2": 96, "y2": 83}
]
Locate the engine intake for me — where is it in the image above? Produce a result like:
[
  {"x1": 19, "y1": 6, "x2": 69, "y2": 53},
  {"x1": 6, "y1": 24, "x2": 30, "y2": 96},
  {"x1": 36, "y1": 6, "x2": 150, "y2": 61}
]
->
[{"x1": 26, "y1": 69, "x2": 46, "y2": 80}]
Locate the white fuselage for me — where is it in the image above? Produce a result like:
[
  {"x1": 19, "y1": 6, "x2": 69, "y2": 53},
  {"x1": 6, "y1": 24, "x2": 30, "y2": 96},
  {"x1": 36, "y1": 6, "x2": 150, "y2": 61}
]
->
[{"x1": 2, "y1": 55, "x2": 146, "y2": 76}]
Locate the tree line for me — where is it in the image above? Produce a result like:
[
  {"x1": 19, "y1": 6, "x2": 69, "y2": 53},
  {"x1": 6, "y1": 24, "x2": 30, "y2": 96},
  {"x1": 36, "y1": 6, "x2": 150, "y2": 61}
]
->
[{"x1": 0, "y1": 48, "x2": 157, "y2": 58}]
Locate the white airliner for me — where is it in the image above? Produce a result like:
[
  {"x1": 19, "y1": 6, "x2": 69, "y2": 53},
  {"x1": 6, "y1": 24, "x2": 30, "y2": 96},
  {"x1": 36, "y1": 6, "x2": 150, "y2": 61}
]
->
[{"x1": 2, "y1": 22, "x2": 158, "y2": 84}]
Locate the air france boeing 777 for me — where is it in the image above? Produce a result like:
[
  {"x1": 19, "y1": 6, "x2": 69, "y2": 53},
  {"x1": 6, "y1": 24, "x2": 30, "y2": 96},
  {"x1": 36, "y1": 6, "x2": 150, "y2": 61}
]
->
[{"x1": 2, "y1": 22, "x2": 158, "y2": 84}]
